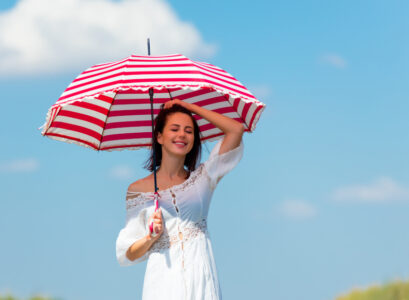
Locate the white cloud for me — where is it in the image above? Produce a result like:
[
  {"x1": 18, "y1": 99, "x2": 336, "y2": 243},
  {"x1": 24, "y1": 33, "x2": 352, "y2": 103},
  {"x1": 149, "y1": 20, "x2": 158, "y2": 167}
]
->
[
  {"x1": 320, "y1": 53, "x2": 347, "y2": 69},
  {"x1": 109, "y1": 165, "x2": 135, "y2": 180},
  {"x1": 332, "y1": 177, "x2": 409, "y2": 203},
  {"x1": 278, "y1": 199, "x2": 317, "y2": 220},
  {"x1": 0, "y1": 158, "x2": 39, "y2": 173},
  {"x1": 0, "y1": 0, "x2": 216, "y2": 76}
]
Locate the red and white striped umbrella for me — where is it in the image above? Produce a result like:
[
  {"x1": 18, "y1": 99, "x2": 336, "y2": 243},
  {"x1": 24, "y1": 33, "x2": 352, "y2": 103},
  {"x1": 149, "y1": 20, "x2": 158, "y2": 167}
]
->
[{"x1": 40, "y1": 54, "x2": 265, "y2": 151}]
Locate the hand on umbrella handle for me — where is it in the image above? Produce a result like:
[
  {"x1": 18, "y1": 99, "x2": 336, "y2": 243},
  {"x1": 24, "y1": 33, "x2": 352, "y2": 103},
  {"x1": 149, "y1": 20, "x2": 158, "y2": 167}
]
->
[{"x1": 149, "y1": 199, "x2": 161, "y2": 237}]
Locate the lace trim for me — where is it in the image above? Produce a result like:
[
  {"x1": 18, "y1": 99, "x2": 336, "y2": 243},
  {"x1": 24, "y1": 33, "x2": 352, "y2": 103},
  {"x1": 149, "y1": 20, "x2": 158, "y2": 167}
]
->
[
  {"x1": 126, "y1": 193, "x2": 154, "y2": 210},
  {"x1": 149, "y1": 219, "x2": 207, "y2": 253},
  {"x1": 125, "y1": 164, "x2": 205, "y2": 210}
]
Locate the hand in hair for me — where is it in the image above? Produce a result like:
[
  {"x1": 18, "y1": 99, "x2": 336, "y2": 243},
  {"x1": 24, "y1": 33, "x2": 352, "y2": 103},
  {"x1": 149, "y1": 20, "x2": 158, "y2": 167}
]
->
[{"x1": 164, "y1": 99, "x2": 191, "y2": 110}]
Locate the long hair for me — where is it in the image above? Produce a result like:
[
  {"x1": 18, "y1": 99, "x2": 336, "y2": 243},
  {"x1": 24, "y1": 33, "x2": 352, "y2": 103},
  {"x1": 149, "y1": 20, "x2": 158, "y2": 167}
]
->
[{"x1": 144, "y1": 104, "x2": 202, "y2": 177}]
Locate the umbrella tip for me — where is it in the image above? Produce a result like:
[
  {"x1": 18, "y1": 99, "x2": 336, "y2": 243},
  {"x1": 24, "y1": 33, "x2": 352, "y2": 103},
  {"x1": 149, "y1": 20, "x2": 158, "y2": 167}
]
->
[{"x1": 147, "y1": 38, "x2": 151, "y2": 56}]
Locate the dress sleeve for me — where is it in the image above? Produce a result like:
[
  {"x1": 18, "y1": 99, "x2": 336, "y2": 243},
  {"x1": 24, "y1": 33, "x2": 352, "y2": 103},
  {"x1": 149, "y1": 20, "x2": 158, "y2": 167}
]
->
[
  {"x1": 116, "y1": 193, "x2": 150, "y2": 267},
  {"x1": 204, "y1": 137, "x2": 244, "y2": 189}
]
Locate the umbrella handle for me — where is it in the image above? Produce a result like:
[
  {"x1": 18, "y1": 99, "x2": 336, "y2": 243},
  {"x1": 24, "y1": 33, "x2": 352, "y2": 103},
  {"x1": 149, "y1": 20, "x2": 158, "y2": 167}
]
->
[{"x1": 149, "y1": 194, "x2": 160, "y2": 237}]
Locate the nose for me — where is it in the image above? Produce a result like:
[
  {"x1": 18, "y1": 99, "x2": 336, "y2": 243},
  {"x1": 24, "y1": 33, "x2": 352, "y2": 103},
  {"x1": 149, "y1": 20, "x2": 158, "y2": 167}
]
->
[{"x1": 178, "y1": 129, "x2": 186, "y2": 138}]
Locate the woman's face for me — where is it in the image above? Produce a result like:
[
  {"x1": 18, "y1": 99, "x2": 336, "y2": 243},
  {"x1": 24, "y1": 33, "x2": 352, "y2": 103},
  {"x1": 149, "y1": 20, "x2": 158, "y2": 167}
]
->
[{"x1": 157, "y1": 112, "x2": 195, "y2": 157}]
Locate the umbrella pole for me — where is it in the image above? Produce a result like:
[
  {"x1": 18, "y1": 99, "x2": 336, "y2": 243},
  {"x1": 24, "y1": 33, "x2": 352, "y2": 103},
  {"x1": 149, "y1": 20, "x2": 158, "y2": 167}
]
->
[
  {"x1": 147, "y1": 38, "x2": 158, "y2": 193},
  {"x1": 149, "y1": 87, "x2": 158, "y2": 194}
]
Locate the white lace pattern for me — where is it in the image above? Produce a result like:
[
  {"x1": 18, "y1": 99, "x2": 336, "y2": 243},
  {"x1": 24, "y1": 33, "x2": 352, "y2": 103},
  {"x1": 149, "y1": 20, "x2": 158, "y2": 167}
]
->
[{"x1": 150, "y1": 219, "x2": 207, "y2": 253}]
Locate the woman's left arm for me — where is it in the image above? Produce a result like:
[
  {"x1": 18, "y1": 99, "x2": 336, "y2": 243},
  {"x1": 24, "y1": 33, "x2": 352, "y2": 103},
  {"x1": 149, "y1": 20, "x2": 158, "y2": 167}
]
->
[{"x1": 164, "y1": 99, "x2": 244, "y2": 155}]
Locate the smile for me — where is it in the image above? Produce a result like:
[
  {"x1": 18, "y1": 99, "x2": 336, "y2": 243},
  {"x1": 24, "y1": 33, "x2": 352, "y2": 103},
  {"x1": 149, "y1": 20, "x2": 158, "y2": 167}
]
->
[{"x1": 173, "y1": 141, "x2": 187, "y2": 147}]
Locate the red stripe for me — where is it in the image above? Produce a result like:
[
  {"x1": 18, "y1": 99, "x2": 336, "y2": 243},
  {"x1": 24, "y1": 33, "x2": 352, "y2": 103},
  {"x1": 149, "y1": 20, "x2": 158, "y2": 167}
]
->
[
  {"x1": 102, "y1": 131, "x2": 153, "y2": 142},
  {"x1": 57, "y1": 110, "x2": 105, "y2": 128},
  {"x1": 232, "y1": 98, "x2": 240, "y2": 113},
  {"x1": 101, "y1": 142, "x2": 152, "y2": 150},
  {"x1": 50, "y1": 121, "x2": 102, "y2": 141},
  {"x1": 113, "y1": 98, "x2": 168, "y2": 105},
  {"x1": 248, "y1": 104, "x2": 264, "y2": 132},
  {"x1": 128, "y1": 57, "x2": 189, "y2": 63},
  {"x1": 131, "y1": 54, "x2": 183, "y2": 58},
  {"x1": 46, "y1": 133, "x2": 99, "y2": 150},
  {"x1": 194, "y1": 62, "x2": 228, "y2": 74},
  {"x1": 241, "y1": 102, "x2": 252, "y2": 125},
  {"x1": 174, "y1": 87, "x2": 214, "y2": 100},
  {"x1": 71, "y1": 101, "x2": 109, "y2": 115},
  {"x1": 105, "y1": 120, "x2": 152, "y2": 129},
  {"x1": 193, "y1": 63, "x2": 234, "y2": 79},
  {"x1": 60, "y1": 78, "x2": 209, "y2": 101},
  {"x1": 68, "y1": 70, "x2": 203, "y2": 93},
  {"x1": 192, "y1": 95, "x2": 228, "y2": 107},
  {"x1": 74, "y1": 63, "x2": 196, "y2": 83},
  {"x1": 199, "y1": 123, "x2": 216, "y2": 132},
  {"x1": 108, "y1": 108, "x2": 161, "y2": 117},
  {"x1": 193, "y1": 107, "x2": 236, "y2": 122},
  {"x1": 96, "y1": 94, "x2": 114, "y2": 104}
]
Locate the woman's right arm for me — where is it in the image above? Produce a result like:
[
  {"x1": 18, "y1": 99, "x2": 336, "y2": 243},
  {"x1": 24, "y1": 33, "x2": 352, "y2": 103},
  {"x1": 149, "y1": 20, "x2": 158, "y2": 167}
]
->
[{"x1": 125, "y1": 208, "x2": 164, "y2": 261}]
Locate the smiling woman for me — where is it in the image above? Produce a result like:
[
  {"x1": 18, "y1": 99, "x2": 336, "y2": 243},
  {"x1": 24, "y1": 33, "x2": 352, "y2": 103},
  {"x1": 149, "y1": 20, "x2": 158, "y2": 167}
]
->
[
  {"x1": 116, "y1": 100, "x2": 244, "y2": 300},
  {"x1": 144, "y1": 103, "x2": 202, "y2": 176}
]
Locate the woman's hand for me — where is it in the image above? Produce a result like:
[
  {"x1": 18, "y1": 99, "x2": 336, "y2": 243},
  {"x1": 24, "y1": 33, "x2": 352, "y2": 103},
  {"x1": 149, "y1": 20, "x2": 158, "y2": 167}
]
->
[
  {"x1": 148, "y1": 208, "x2": 164, "y2": 240},
  {"x1": 164, "y1": 99, "x2": 191, "y2": 110}
]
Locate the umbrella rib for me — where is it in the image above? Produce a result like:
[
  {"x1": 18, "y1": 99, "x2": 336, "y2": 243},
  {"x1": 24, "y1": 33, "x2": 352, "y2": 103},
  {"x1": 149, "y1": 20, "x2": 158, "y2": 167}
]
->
[{"x1": 98, "y1": 92, "x2": 117, "y2": 150}]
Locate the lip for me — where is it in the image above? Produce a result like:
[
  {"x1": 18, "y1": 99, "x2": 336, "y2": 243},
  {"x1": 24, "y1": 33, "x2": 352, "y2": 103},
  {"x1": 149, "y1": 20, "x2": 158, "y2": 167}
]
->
[{"x1": 173, "y1": 141, "x2": 187, "y2": 148}]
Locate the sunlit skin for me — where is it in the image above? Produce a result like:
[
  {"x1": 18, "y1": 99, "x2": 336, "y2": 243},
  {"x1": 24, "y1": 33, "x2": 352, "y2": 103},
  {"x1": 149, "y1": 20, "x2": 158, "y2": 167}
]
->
[{"x1": 125, "y1": 99, "x2": 244, "y2": 261}]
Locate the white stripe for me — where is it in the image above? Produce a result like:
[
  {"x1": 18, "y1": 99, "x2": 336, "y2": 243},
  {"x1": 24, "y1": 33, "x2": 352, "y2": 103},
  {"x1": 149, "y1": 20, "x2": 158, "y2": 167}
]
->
[
  {"x1": 58, "y1": 83, "x2": 124, "y2": 103},
  {"x1": 200, "y1": 127, "x2": 222, "y2": 138},
  {"x1": 54, "y1": 116, "x2": 104, "y2": 134},
  {"x1": 110, "y1": 103, "x2": 164, "y2": 111},
  {"x1": 245, "y1": 103, "x2": 257, "y2": 127},
  {"x1": 62, "y1": 105, "x2": 107, "y2": 121},
  {"x1": 115, "y1": 92, "x2": 169, "y2": 100},
  {"x1": 237, "y1": 100, "x2": 245, "y2": 117},
  {"x1": 47, "y1": 127, "x2": 100, "y2": 148},
  {"x1": 106, "y1": 115, "x2": 153, "y2": 123},
  {"x1": 103, "y1": 126, "x2": 152, "y2": 136},
  {"x1": 75, "y1": 66, "x2": 200, "y2": 86},
  {"x1": 101, "y1": 138, "x2": 152, "y2": 148}
]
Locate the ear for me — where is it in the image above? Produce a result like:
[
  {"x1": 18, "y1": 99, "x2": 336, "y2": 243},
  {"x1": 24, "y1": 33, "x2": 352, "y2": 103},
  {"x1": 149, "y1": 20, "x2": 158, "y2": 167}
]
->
[{"x1": 157, "y1": 132, "x2": 163, "y2": 145}]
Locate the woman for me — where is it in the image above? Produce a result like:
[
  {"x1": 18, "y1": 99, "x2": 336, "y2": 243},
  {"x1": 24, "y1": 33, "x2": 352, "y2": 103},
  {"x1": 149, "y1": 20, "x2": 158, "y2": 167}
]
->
[{"x1": 116, "y1": 99, "x2": 244, "y2": 299}]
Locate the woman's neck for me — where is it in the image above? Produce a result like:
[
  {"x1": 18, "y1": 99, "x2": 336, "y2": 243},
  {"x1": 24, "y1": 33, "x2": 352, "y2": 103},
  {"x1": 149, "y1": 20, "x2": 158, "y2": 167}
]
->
[{"x1": 157, "y1": 151, "x2": 187, "y2": 179}]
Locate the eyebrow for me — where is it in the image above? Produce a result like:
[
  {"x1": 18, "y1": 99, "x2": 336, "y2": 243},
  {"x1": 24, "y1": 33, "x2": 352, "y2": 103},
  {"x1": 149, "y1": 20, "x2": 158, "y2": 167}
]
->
[{"x1": 170, "y1": 124, "x2": 193, "y2": 129}]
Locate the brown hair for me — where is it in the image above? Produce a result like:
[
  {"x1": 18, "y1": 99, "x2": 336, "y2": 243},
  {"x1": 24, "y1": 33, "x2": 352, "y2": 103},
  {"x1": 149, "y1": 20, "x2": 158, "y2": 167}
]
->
[{"x1": 144, "y1": 104, "x2": 202, "y2": 176}]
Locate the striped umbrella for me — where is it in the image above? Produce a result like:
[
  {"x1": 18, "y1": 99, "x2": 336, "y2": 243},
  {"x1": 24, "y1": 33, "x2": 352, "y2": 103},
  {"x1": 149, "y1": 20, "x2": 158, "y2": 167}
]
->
[
  {"x1": 40, "y1": 53, "x2": 265, "y2": 151},
  {"x1": 40, "y1": 52, "x2": 265, "y2": 236}
]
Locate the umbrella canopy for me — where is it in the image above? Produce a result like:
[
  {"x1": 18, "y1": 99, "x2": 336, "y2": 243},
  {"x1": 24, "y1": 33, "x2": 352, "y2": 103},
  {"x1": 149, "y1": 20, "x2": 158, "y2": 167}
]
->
[{"x1": 40, "y1": 54, "x2": 265, "y2": 151}]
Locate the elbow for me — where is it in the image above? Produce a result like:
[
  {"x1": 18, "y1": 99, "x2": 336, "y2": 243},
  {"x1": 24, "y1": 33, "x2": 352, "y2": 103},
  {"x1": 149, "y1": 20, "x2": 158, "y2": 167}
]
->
[
  {"x1": 126, "y1": 248, "x2": 135, "y2": 262},
  {"x1": 230, "y1": 122, "x2": 244, "y2": 135}
]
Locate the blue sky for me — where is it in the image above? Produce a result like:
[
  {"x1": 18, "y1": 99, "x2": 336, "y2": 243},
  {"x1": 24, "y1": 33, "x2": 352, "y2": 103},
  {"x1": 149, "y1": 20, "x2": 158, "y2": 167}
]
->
[{"x1": 0, "y1": 0, "x2": 408, "y2": 299}]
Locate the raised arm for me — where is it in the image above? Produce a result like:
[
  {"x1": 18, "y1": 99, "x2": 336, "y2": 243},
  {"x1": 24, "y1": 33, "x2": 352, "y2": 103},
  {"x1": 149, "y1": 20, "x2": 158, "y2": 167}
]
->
[{"x1": 164, "y1": 99, "x2": 244, "y2": 155}]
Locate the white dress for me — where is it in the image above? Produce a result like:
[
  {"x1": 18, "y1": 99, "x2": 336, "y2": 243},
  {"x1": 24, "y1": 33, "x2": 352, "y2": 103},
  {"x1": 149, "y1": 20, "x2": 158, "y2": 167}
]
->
[{"x1": 116, "y1": 138, "x2": 244, "y2": 300}]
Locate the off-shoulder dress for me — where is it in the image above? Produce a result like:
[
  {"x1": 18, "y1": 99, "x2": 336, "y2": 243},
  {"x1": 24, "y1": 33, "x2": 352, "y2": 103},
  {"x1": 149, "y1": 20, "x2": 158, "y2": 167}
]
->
[{"x1": 116, "y1": 138, "x2": 244, "y2": 300}]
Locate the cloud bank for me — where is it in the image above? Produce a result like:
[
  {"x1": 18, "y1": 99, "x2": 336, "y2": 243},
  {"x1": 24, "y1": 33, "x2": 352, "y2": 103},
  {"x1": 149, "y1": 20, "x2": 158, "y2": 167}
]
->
[
  {"x1": 109, "y1": 165, "x2": 136, "y2": 180},
  {"x1": 320, "y1": 53, "x2": 347, "y2": 69},
  {"x1": 0, "y1": 0, "x2": 215, "y2": 76},
  {"x1": 279, "y1": 199, "x2": 317, "y2": 220},
  {"x1": 0, "y1": 158, "x2": 39, "y2": 173},
  {"x1": 332, "y1": 176, "x2": 409, "y2": 203}
]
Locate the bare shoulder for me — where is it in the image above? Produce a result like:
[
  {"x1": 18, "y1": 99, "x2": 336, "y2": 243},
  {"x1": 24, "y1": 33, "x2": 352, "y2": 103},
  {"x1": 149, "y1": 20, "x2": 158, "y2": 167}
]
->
[{"x1": 128, "y1": 174, "x2": 154, "y2": 193}]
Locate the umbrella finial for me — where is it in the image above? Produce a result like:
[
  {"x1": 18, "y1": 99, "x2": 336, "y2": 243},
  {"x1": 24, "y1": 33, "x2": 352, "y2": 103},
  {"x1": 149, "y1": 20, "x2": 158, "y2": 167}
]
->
[{"x1": 147, "y1": 38, "x2": 151, "y2": 56}]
